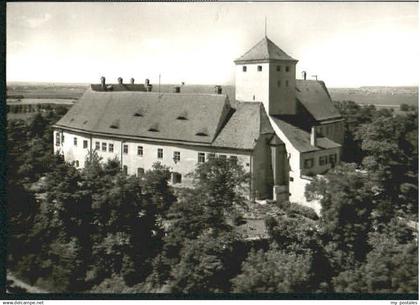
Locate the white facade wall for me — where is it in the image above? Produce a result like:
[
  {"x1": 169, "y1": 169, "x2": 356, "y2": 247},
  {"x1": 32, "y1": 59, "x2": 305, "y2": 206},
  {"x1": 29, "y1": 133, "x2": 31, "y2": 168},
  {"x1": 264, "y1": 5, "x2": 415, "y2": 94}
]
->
[
  {"x1": 235, "y1": 63, "x2": 270, "y2": 110},
  {"x1": 54, "y1": 129, "x2": 252, "y2": 186},
  {"x1": 235, "y1": 62, "x2": 296, "y2": 115}
]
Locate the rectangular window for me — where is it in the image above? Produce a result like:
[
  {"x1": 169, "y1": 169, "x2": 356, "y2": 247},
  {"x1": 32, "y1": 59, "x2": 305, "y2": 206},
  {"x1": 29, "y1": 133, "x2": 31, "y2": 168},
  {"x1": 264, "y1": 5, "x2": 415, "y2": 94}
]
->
[
  {"x1": 319, "y1": 156, "x2": 328, "y2": 166},
  {"x1": 61, "y1": 135, "x2": 65, "y2": 143},
  {"x1": 137, "y1": 146, "x2": 143, "y2": 156},
  {"x1": 286, "y1": 66, "x2": 290, "y2": 72},
  {"x1": 173, "y1": 151, "x2": 180, "y2": 162},
  {"x1": 123, "y1": 144, "x2": 128, "y2": 154},
  {"x1": 242, "y1": 66, "x2": 247, "y2": 72},
  {"x1": 304, "y1": 158, "x2": 314, "y2": 169},
  {"x1": 329, "y1": 154, "x2": 337, "y2": 164},
  {"x1": 172, "y1": 172, "x2": 182, "y2": 184},
  {"x1": 95, "y1": 141, "x2": 100, "y2": 150},
  {"x1": 286, "y1": 80, "x2": 289, "y2": 87},
  {"x1": 207, "y1": 153, "x2": 216, "y2": 160},
  {"x1": 123, "y1": 165, "x2": 128, "y2": 175},
  {"x1": 137, "y1": 167, "x2": 145, "y2": 177},
  {"x1": 55, "y1": 133, "x2": 60, "y2": 146},
  {"x1": 198, "y1": 152, "x2": 205, "y2": 163},
  {"x1": 75, "y1": 160, "x2": 79, "y2": 167},
  {"x1": 277, "y1": 80, "x2": 281, "y2": 87},
  {"x1": 74, "y1": 137, "x2": 77, "y2": 146},
  {"x1": 229, "y1": 156, "x2": 238, "y2": 164},
  {"x1": 219, "y1": 154, "x2": 227, "y2": 160},
  {"x1": 257, "y1": 65, "x2": 262, "y2": 72},
  {"x1": 157, "y1": 148, "x2": 163, "y2": 159},
  {"x1": 102, "y1": 142, "x2": 107, "y2": 152},
  {"x1": 289, "y1": 177, "x2": 294, "y2": 182},
  {"x1": 83, "y1": 140, "x2": 88, "y2": 149},
  {"x1": 276, "y1": 65, "x2": 281, "y2": 72},
  {"x1": 109, "y1": 143, "x2": 114, "y2": 152}
]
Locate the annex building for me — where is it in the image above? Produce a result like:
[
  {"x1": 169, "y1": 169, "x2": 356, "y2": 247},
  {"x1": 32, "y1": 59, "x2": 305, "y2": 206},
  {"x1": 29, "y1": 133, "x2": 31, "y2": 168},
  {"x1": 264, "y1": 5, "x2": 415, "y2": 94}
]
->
[{"x1": 53, "y1": 37, "x2": 344, "y2": 211}]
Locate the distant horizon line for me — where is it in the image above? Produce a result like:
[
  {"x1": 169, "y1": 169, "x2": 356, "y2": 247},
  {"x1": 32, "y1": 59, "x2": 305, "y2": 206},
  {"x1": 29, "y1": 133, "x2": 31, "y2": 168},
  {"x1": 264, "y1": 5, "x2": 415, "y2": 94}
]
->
[{"x1": 6, "y1": 80, "x2": 419, "y2": 89}]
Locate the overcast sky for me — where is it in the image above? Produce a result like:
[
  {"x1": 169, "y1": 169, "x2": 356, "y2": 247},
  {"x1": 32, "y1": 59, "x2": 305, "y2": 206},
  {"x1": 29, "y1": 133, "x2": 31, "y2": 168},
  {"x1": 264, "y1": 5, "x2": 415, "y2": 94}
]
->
[{"x1": 7, "y1": 2, "x2": 418, "y2": 87}]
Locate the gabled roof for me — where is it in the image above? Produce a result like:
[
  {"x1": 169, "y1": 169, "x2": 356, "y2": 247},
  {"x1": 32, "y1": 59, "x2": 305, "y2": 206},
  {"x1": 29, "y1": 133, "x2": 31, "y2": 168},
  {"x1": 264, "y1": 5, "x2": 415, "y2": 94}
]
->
[
  {"x1": 296, "y1": 80, "x2": 342, "y2": 122},
  {"x1": 55, "y1": 89, "x2": 231, "y2": 144},
  {"x1": 212, "y1": 102, "x2": 277, "y2": 150},
  {"x1": 234, "y1": 37, "x2": 297, "y2": 64},
  {"x1": 270, "y1": 116, "x2": 341, "y2": 153}
]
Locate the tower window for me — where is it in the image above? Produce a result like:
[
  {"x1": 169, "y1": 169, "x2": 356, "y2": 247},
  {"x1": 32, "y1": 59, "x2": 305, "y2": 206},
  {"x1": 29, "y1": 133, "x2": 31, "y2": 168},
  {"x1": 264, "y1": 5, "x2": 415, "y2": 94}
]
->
[
  {"x1": 286, "y1": 66, "x2": 290, "y2": 72},
  {"x1": 242, "y1": 66, "x2": 247, "y2": 72},
  {"x1": 257, "y1": 65, "x2": 262, "y2": 72},
  {"x1": 276, "y1": 65, "x2": 281, "y2": 72}
]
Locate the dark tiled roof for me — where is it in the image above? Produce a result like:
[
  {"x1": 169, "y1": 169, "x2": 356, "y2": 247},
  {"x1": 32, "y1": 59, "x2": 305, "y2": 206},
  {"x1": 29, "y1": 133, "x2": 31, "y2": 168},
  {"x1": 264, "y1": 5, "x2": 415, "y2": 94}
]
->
[
  {"x1": 295, "y1": 80, "x2": 342, "y2": 121},
  {"x1": 270, "y1": 116, "x2": 341, "y2": 153},
  {"x1": 55, "y1": 89, "x2": 231, "y2": 144},
  {"x1": 212, "y1": 102, "x2": 277, "y2": 150},
  {"x1": 235, "y1": 37, "x2": 297, "y2": 63},
  {"x1": 91, "y1": 84, "x2": 146, "y2": 92}
]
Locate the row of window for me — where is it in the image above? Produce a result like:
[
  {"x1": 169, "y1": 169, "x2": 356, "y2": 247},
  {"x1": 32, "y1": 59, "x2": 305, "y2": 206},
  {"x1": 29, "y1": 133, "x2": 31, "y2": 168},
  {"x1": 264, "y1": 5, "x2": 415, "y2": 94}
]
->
[
  {"x1": 59, "y1": 135, "x2": 241, "y2": 165},
  {"x1": 304, "y1": 153, "x2": 337, "y2": 169},
  {"x1": 242, "y1": 65, "x2": 290, "y2": 73}
]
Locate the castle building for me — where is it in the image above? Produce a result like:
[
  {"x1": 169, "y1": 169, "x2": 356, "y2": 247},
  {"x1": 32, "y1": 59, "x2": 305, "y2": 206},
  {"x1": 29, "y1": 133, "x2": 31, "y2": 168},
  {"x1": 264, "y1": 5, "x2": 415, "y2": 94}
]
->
[{"x1": 53, "y1": 37, "x2": 344, "y2": 211}]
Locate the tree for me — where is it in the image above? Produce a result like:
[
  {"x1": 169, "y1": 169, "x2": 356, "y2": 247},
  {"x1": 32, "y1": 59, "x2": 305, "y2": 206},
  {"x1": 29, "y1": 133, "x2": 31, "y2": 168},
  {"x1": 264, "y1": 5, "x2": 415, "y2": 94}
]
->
[
  {"x1": 231, "y1": 245, "x2": 314, "y2": 293},
  {"x1": 333, "y1": 228, "x2": 418, "y2": 293},
  {"x1": 305, "y1": 163, "x2": 375, "y2": 270},
  {"x1": 170, "y1": 231, "x2": 238, "y2": 293},
  {"x1": 356, "y1": 111, "x2": 418, "y2": 220}
]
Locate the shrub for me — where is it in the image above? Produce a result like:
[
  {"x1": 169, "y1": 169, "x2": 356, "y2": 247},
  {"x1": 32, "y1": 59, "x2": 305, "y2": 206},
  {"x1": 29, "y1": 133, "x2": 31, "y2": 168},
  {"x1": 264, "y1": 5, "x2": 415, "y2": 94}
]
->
[{"x1": 286, "y1": 203, "x2": 319, "y2": 220}]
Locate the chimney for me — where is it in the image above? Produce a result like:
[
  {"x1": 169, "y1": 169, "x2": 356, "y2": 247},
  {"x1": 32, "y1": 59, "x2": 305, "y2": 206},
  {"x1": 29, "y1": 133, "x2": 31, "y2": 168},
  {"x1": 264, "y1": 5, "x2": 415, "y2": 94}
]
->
[
  {"x1": 130, "y1": 78, "x2": 135, "y2": 84},
  {"x1": 310, "y1": 126, "x2": 317, "y2": 147},
  {"x1": 214, "y1": 85, "x2": 222, "y2": 94},
  {"x1": 173, "y1": 86, "x2": 181, "y2": 93},
  {"x1": 302, "y1": 71, "x2": 307, "y2": 80},
  {"x1": 100, "y1": 76, "x2": 106, "y2": 88},
  {"x1": 118, "y1": 77, "x2": 123, "y2": 85}
]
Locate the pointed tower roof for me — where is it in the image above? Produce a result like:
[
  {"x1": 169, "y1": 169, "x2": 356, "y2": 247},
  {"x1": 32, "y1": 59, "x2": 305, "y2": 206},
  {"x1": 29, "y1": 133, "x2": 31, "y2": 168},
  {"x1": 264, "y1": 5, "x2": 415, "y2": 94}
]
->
[{"x1": 234, "y1": 37, "x2": 297, "y2": 64}]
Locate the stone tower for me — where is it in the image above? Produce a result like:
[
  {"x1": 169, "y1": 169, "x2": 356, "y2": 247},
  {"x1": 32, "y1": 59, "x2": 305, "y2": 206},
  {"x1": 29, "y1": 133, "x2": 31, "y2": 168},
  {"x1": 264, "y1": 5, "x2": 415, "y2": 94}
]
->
[{"x1": 234, "y1": 37, "x2": 298, "y2": 116}]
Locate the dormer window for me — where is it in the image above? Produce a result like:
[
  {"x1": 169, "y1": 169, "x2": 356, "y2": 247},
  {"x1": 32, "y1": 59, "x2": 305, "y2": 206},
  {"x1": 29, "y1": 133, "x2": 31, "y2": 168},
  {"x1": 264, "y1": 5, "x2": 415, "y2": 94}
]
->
[
  {"x1": 195, "y1": 128, "x2": 209, "y2": 137},
  {"x1": 242, "y1": 66, "x2": 247, "y2": 72},
  {"x1": 177, "y1": 111, "x2": 188, "y2": 120},
  {"x1": 148, "y1": 123, "x2": 159, "y2": 132},
  {"x1": 110, "y1": 119, "x2": 119, "y2": 129},
  {"x1": 257, "y1": 65, "x2": 262, "y2": 72},
  {"x1": 134, "y1": 108, "x2": 144, "y2": 117}
]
